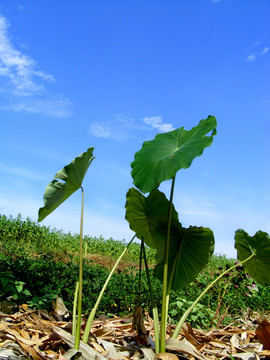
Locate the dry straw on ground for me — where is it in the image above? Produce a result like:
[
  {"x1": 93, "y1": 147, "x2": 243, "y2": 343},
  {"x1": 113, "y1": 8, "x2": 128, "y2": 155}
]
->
[{"x1": 0, "y1": 302, "x2": 269, "y2": 360}]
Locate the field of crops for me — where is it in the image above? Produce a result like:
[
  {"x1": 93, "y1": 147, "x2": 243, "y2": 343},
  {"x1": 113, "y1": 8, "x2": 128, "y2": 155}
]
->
[{"x1": 0, "y1": 214, "x2": 269, "y2": 330}]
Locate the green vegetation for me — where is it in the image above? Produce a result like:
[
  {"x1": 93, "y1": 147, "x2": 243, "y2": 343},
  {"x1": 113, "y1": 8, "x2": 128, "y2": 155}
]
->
[
  {"x1": 38, "y1": 148, "x2": 95, "y2": 349},
  {"x1": 1, "y1": 117, "x2": 270, "y2": 357},
  {"x1": 126, "y1": 116, "x2": 217, "y2": 352},
  {"x1": 1, "y1": 214, "x2": 270, "y2": 329},
  {"x1": 1, "y1": 119, "x2": 270, "y2": 355},
  {"x1": 0, "y1": 214, "x2": 156, "y2": 264}
]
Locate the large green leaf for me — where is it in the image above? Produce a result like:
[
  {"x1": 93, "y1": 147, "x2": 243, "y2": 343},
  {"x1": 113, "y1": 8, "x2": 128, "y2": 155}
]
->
[
  {"x1": 38, "y1": 148, "x2": 95, "y2": 222},
  {"x1": 234, "y1": 229, "x2": 270, "y2": 286},
  {"x1": 131, "y1": 116, "x2": 217, "y2": 193},
  {"x1": 125, "y1": 188, "x2": 181, "y2": 250},
  {"x1": 156, "y1": 226, "x2": 215, "y2": 290}
]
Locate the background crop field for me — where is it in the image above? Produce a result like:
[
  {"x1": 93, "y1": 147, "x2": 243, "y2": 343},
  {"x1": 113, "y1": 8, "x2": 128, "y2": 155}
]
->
[{"x1": 0, "y1": 214, "x2": 269, "y2": 329}]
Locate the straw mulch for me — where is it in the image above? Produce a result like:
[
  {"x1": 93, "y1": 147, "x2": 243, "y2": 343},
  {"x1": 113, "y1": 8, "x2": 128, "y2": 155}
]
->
[{"x1": 0, "y1": 301, "x2": 269, "y2": 360}]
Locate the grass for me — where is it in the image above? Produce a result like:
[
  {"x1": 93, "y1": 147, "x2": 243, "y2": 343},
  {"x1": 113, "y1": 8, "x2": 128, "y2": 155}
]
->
[
  {"x1": 0, "y1": 214, "x2": 156, "y2": 265},
  {"x1": 0, "y1": 214, "x2": 269, "y2": 329}
]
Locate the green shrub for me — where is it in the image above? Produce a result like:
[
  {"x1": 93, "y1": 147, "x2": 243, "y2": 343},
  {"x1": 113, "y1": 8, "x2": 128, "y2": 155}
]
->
[
  {"x1": 0, "y1": 214, "x2": 155, "y2": 263},
  {"x1": 0, "y1": 214, "x2": 269, "y2": 328}
]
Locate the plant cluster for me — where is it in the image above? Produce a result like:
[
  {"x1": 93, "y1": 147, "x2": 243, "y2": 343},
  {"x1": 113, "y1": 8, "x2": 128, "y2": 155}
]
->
[
  {"x1": 0, "y1": 247, "x2": 269, "y2": 326},
  {"x1": 0, "y1": 214, "x2": 78, "y2": 259},
  {"x1": 1, "y1": 115, "x2": 270, "y2": 355},
  {"x1": 0, "y1": 214, "x2": 156, "y2": 264}
]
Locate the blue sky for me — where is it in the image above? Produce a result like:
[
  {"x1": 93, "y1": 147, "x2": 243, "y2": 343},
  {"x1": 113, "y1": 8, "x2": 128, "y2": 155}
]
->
[{"x1": 0, "y1": 1, "x2": 269, "y2": 258}]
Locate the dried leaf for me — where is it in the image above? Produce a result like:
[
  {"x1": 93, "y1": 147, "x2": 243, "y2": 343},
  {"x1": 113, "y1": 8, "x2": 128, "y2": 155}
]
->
[
  {"x1": 155, "y1": 353, "x2": 178, "y2": 360},
  {"x1": 53, "y1": 296, "x2": 70, "y2": 318},
  {"x1": 166, "y1": 338, "x2": 205, "y2": 360},
  {"x1": 182, "y1": 323, "x2": 200, "y2": 345},
  {"x1": 53, "y1": 325, "x2": 107, "y2": 360},
  {"x1": 255, "y1": 318, "x2": 270, "y2": 350},
  {"x1": 230, "y1": 353, "x2": 256, "y2": 360},
  {"x1": 132, "y1": 307, "x2": 147, "y2": 336},
  {"x1": 18, "y1": 341, "x2": 44, "y2": 360},
  {"x1": 4, "y1": 328, "x2": 43, "y2": 346},
  {"x1": 141, "y1": 348, "x2": 156, "y2": 360},
  {"x1": 98, "y1": 338, "x2": 118, "y2": 355},
  {"x1": 62, "y1": 348, "x2": 83, "y2": 360}
]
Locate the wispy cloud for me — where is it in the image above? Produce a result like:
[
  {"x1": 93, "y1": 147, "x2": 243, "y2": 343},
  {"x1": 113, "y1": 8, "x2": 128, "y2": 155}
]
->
[
  {"x1": 0, "y1": 12, "x2": 72, "y2": 118},
  {"x1": 89, "y1": 123, "x2": 112, "y2": 139},
  {"x1": 2, "y1": 95, "x2": 72, "y2": 118},
  {"x1": 245, "y1": 40, "x2": 269, "y2": 62},
  {"x1": 245, "y1": 47, "x2": 269, "y2": 62},
  {"x1": 89, "y1": 114, "x2": 136, "y2": 142},
  {"x1": 89, "y1": 114, "x2": 175, "y2": 141},
  {"x1": 0, "y1": 14, "x2": 53, "y2": 95},
  {"x1": 0, "y1": 162, "x2": 47, "y2": 181},
  {"x1": 261, "y1": 47, "x2": 269, "y2": 55},
  {"x1": 246, "y1": 54, "x2": 256, "y2": 62},
  {"x1": 143, "y1": 116, "x2": 175, "y2": 132}
]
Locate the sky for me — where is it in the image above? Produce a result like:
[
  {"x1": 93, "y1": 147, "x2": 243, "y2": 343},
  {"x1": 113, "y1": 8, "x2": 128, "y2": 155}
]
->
[{"x1": 0, "y1": 0, "x2": 269, "y2": 258}]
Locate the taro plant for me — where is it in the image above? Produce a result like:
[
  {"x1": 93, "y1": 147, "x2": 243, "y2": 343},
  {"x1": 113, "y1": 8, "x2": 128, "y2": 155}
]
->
[
  {"x1": 171, "y1": 229, "x2": 270, "y2": 338},
  {"x1": 38, "y1": 148, "x2": 95, "y2": 349},
  {"x1": 38, "y1": 148, "x2": 136, "y2": 349},
  {"x1": 125, "y1": 116, "x2": 217, "y2": 352}
]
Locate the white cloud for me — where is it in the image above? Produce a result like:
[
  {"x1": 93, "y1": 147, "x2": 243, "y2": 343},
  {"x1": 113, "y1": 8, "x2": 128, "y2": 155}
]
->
[
  {"x1": 246, "y1": 54, "x2": 256, "y2": 62},
  {"x1": 89, "y1": 114, "x2": 175, "y2": 141},
  {"x1": 0, "y1": 14, "x2": 54, "y2": 95},
  {"x1": 0, "y1": 12, "x2": 72, "y2": 118},
  {"x1": 89, "y1": 114, "x2": 136, "y2": 142},
  {"x1": 89, "y1": 123, "x2": 112, "y2": 139},
  {"x1": 143, "y1": 116, "x2": 175, "y2": 132},
  {"x1": 2, "y1": 95, "x2": 72, "y2": 118},
  {"x1": 261, "y1": 47, "x2": 269, "y2": 55}
]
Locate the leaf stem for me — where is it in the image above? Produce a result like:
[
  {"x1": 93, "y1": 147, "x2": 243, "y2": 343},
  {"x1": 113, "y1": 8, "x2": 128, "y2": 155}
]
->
[
  {"x1": 172, "y1": 253, "x2": 255, "y2": 339},
  {"x1": 160, "y1": 176, "x2": 176, "y2": 353},
  {"x1": 82, "y1": 235, "x2": 136, "y2": 344},
  {"x1": 72, "y1": 281, "x2": 79, "y2": 336},
  {"x1": 138, "y1": 240, "x2": 143, "y2": 306},
  {"x1": 74, "y1": 186, "x2": 84, "y2": 350},
  {"x1": 142, "y1": 241, "x2": 160, "y2": 354}
]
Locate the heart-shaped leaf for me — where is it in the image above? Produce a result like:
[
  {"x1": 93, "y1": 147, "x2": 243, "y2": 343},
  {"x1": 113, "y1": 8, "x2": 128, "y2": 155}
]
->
[
  {"x1": 131, "y1": 116, "x2": 217, "y2": 193},
  {"x1": 38, "y1": 148, "x2": 95, "y2": 222},
  {"x1": 125, "y1": 188, "x2": 181, "y2": 250},
  {"x1": 235, "y1": 229, "x2": 270, "y2": 286},
  {"x1": 156, "y1": 226, "x2": 215, "y2": 290}
]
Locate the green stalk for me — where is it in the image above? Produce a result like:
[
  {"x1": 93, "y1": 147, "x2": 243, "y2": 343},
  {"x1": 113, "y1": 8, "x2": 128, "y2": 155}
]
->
[
  {"x1": 82, "y1": 235, "x2": 136, "y2": 344},
  {"x1": 164, "y1": 237, "x2": 182, "y2": 328},
  {"x1": 160, "y1": 176, "x2": 176, "y2": 353},
  {"x1": 73, "y1": 240, "x2": 88, "y2": 336},
  {"x1": 142, "y1": 241, "x2": 160, "y2": 354},
  {"x1": 72, "y1": 281, "x2": 79, "y2": 336},
  {"x1": 138, "y1": 241, "x2": 143, "y2": 306},
  {"x1": 172, "y1": 253, "x2": 255, "y2": 339},
  {"x1": 74, "y1": 186, "x2": 84, "y2": 350}
]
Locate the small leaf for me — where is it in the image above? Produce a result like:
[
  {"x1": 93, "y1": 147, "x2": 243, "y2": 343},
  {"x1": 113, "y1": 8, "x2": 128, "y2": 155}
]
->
[
  {"x1": 38, "y1": 148, "x2": 95, "y2": 222},
  {"x1": 234, "y1": 229, "x2": 270, "y2": 286},
  {"x1": 131, "y1": 116, "x2": 217, "y2": 193}
]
